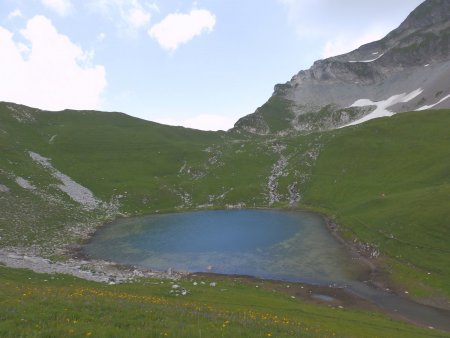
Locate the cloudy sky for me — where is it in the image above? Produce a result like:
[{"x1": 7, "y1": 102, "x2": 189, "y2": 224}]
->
[{"x1": 0, "y1": 0, "x2": 424, "y2": 130}]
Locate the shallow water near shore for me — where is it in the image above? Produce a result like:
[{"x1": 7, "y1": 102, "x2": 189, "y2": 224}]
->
[{"x1": 85, "y1": 210, "x2": 360, "y2": 284}]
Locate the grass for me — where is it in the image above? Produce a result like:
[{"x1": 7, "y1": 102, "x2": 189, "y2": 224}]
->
[
  {"x1": 234, "y1": 96, "x2": 295, "y2": 134},
  {"x1": 1, "y1": 265, "x2": 447, "y2": 338},
  {"x1": 1, "y1": 102, "x2": 450, "y2": 336},
  {"x1": 302, "y1": 110, "x2": 450, "y2": 298}
]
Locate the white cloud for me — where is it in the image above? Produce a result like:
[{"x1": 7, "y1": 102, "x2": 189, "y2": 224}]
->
[
  {"x1": 128, "y1": 7, "x2": 151, "y2": 28},
  {"x1": 0, "y1": 15, "x2": 107, "y2": 111},
  {"x1": 152, "y1": 114, "x2": 237, "y2": 131},
  {"x1": 97, "y1": 32, "x2": 106, "y2": 42},
  {"x1": 41, "y1": 0, "x2": 72, "y2": 16},
  {"x1": 8, "y1": 9, "x2": 23, "y2": 20},
  {"x1": 88, "y1": 0, "x2": 157, "y2": 33},
  {"x1": 149, "y1": 9, "x2": 216, "y2": 51}
]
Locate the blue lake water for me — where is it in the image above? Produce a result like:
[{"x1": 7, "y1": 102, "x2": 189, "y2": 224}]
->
[{"x1": 85, "y1": 210, "x2": 358, "y2": 284}]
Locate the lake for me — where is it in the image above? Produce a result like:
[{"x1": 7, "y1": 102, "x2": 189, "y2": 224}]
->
[{"x1": 85, "y1": 210, "x2": 360, "y2": 284}]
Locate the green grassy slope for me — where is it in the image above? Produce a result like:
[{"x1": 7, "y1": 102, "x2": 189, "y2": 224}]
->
[
  {"x1": 1, "y1": 266, "x2": 446, "y2": 338},
  {"x1": 0, "y1": 103, "x2": 284, "y2": 213},
  {"x1": 233, "y1": 96, "x2": 295, "y2": 134},
  {"x1": 0, "y1": 103, "x2": 280, "y2": 252},
  {"x1": 302, "y1": 110, "x2": 450, "y2": 297},
  {"x1": 0, "y1": 103, "x2": 222, "y2": 210},
  {"x1": 1, "y1": 102, "x2": 450, "y2": 336}
]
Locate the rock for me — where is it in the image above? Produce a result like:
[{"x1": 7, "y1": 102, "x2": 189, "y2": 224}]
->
[{"x1": 0, "y1": 184, "x2": 10, "y2": 193}]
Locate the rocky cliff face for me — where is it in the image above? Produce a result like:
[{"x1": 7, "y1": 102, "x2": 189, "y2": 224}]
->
[{"x1": 234, "y1": 0, "x2": 450, "y2": 135}]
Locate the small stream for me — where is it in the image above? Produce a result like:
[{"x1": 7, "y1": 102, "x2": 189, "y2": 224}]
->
[{"x1": 84, "y1": 209, "x2": 450, "y2": 331}]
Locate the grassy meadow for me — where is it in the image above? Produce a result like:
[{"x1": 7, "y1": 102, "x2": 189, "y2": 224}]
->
[
  {"x1": 302, "y1": 110, "x2": 450, "y2": 298},
  {"x1": 1, "y1": 266, "x2": 447, "y2": 338},
  {"x1": 0, "y1": 102, "x2": 449, "y2": 336}
]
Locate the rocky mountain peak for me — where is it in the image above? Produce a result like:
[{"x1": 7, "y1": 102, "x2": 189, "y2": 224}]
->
[
  {"x1": 393, "y1": 0, "x2": 450, "y2": 34},
  {"x1": 233, "y1": 0, "x2": 450, "y2": 135}
]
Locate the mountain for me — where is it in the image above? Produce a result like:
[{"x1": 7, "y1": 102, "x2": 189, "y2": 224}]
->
[
  {"x1": 1, "y1": 101, "x2": 449, "y2": 303},
  {"x1": 233, "y1": 0, "x2": 450, "y2": 135},
  {"x1": 1, "y1": 1, "x2": 450, "y2": 335}
]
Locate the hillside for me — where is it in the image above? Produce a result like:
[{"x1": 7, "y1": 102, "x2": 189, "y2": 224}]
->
[
  {"x1": 1, "y1": 0, "x2": 450, "y2": 335},
  {"x1": 0, "y1": 102, "x2": 319, "y2": 253},
  {"x1": 302, "y1": 110, "x2": 450, "y2": 299},
  {"x1": 1, "y1": 101, "x2": 449, "y2": 336},
  {"x1": 1, "y1": 100, "x2": 449, "y2": 297},
  {"x1": 4, "y1": 265, "x2": 449, "y2": 338}
]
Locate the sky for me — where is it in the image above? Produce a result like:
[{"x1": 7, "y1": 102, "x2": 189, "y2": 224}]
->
[{"x1": 0, "y1": 0, "x2": 424, "y2": 131}]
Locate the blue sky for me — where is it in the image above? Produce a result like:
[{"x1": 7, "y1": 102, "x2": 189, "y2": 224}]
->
[{"x1": 0, "y1": 0, "x2": 423, "y2": 130}]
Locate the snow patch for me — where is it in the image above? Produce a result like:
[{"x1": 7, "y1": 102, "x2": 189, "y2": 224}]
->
[
  {"x1": 29, "y1": 151, "x2": 100, "y2": 209},
  {"x1": 415, "y1": 94, "x2": 450, "y2": 111},
  {"x1": 349, "y1": 53, "x2": 384, "y2": 63},
  {"x1": 343, "y1": 88, "x2": 423, "y2": 127}
]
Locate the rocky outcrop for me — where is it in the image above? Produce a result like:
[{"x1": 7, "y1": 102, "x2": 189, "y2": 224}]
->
[
  {"x1": 233, "y1": 0, "x2": 450, "y2": 135},
  {"x1": 267, "y1": 143, "x2": 288, "y2": 206},
  {"x1": 29, "y1": 151, "x2": 101, "y2": 210}
]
